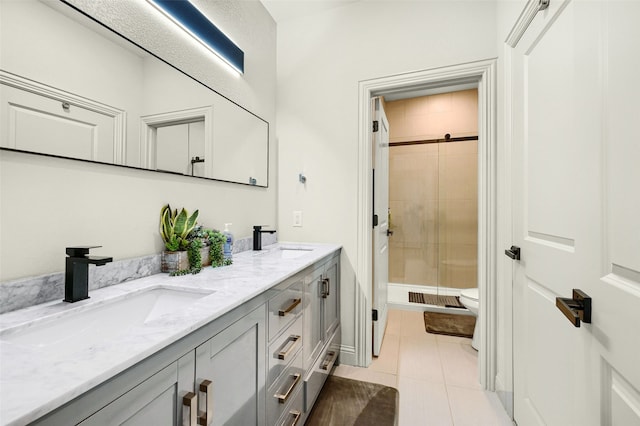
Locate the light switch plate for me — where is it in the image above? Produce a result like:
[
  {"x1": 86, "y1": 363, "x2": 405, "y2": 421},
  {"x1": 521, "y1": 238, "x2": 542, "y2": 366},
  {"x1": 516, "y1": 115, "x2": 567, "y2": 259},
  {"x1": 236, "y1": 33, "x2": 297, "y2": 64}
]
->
[{"x1": 293, "y1": 211, "x2": 303, "y2": 227}]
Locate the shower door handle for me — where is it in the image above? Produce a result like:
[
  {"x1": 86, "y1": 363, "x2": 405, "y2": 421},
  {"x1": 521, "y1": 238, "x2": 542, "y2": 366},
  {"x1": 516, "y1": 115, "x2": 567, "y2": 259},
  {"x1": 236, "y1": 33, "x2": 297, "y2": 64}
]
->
[{"x1": 505, "y1": 245, "x2": 521, "y2": 260}]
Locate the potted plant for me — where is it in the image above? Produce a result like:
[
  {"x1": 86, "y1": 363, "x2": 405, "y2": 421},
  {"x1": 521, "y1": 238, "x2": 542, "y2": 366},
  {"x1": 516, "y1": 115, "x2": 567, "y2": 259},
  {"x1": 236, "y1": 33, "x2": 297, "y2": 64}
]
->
[{"x1": 159, "y1": 204, "x2": 198, "y2": 273}]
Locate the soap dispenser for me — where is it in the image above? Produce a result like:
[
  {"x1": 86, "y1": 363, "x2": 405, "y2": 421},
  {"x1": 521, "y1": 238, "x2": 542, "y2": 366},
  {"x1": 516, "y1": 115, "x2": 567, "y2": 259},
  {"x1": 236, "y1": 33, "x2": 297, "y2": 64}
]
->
[{"x1": 223, "y1": 223, "x2": 234, "y2": 263}]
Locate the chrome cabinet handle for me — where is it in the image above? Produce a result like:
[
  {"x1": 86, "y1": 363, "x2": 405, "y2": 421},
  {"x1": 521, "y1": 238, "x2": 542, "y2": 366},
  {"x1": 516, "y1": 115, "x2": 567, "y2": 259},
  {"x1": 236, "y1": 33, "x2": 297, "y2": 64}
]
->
[
  {"x1": 197, "y1": 379, "x2": 213, "y2": 426},
  {"x1": 556, "y1": 289, "x2": 591, "y2": 327},
  {"x1": 279, "y1": 298, "x2": 301, "y2": 316},
  {"x1": 278, "y1": 335, "x2": 301, "y2": 360},
  {"x1": 182, "y1": 392, "x2": 197, "y2": 426},
  {"x1": 321, "y1": 278, "x2": 330, "y2": 298},
  {"x1": 281, "y1": 410, "x2": 302, "y2": 426},
  {"x1": 321, "y1": 350, "x2": 338, "y2": 371},
  {"x1": 274, "y1": 373, "x2": 301, "y2": 404}
]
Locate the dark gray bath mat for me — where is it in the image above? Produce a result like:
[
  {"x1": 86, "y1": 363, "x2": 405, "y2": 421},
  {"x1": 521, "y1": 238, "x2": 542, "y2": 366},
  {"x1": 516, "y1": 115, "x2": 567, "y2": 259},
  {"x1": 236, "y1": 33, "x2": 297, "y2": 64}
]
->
[
  {"x1": 423, "y1": 311, "x2": 476, "y2": 338},
  {"x1": 306, "y1": 375, "x2": 399, "y2": 426},
  {"x1": 408, "y1": 291, "x2": 465, "y2": 308}
]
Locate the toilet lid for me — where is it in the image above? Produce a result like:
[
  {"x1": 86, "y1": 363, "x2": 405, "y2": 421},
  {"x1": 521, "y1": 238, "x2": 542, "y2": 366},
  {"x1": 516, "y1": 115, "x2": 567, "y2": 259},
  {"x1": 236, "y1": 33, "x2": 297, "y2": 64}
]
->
[{"x1": 460, "y1": 288, "x2": 479, "y2": 301}]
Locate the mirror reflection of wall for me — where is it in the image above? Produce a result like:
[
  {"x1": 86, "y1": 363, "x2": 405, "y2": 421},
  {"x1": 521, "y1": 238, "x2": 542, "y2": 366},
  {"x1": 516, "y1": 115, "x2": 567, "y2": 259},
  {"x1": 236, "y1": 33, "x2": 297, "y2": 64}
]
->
[{"x1": 0, "y1": 0, "x2": 269, "y2": 187}]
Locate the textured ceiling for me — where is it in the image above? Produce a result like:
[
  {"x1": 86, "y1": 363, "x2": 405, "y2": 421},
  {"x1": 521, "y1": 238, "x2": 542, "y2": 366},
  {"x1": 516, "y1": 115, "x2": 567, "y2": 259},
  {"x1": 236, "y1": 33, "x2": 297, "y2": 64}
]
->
[{"x1": 260, "y1": 0, "x2": 360, "y2": 23}]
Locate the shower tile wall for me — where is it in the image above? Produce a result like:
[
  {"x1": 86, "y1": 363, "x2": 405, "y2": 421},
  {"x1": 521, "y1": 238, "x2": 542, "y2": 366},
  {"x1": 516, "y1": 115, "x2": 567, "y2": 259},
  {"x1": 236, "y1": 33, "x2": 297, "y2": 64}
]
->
[{"x1": 387, "y1": 89, "x2": 477, "y2": 289}]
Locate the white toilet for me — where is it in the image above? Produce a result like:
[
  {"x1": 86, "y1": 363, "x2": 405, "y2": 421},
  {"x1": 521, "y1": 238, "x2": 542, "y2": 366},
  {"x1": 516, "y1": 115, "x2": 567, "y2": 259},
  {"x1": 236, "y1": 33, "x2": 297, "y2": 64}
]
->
[{"x1": 459, "y1": 288, "x2": 479, "y2": 350}]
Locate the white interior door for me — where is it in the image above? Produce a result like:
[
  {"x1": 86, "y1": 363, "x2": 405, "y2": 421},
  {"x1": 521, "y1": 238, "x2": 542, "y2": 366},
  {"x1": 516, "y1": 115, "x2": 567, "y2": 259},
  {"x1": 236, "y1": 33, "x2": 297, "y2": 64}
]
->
[
  {"x1": 1, "y1": 84, "x2": 115, "y2": 162},
  {"x1": 511, "y1": 1, "x2": 640, "y2": 424},
  {"x1": 372, "y1": 96, "x2": 390, "y2": 357}
]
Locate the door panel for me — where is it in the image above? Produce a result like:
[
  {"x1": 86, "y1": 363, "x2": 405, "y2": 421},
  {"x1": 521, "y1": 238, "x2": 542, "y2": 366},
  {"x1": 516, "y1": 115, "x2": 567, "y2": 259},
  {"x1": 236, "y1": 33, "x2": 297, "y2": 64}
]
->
[
  {"x1": 512, "y1": 1, "x2": 640, "y2": 424},
  {"x1": 195, "y1": 306, "x2": 266, "y2": 426},
  {"x1": 1, "y1": 84, "x2": 115, "y2": 162},
  {"x1": 372, "y1": 96, "x2": 389, "y2": 357}
]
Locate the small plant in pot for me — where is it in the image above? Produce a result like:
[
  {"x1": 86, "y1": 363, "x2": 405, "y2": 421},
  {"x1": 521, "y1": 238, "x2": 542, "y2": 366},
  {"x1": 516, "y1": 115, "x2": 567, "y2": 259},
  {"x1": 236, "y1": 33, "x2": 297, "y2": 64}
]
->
[{"x1": 159, "y1": 204, "x2": 199, "y2": 274}]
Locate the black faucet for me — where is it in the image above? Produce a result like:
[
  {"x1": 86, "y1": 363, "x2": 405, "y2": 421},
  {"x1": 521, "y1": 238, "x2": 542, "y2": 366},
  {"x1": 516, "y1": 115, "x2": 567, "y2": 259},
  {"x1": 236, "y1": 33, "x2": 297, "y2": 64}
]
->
[
  {"x1": 64, "y1": 246, "x2": 113, "y2": 303},
  {"x1": 253, "y1": 226, "x2": 276, "y2": 251}
]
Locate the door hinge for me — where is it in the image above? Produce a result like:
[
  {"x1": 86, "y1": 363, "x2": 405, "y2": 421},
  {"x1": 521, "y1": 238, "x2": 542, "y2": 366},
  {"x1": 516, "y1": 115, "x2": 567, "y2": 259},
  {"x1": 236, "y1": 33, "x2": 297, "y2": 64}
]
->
[
  {"x1": 372, "y1": 309, "x2": 378, "y2": 321},
  {"x1": 373, "y1": 214, "x2": 378, "y2": 227},
  {"x1": 373, "y1": 120, "x2": 379, "y2": 132}
]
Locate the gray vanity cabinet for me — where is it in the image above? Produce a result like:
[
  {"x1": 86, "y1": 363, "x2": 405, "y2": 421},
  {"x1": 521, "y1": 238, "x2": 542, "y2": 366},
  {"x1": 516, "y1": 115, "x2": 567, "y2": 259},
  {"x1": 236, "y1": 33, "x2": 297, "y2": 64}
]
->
[
  {"x1": 194, "y1": 305, "x2": 266, "y2": 426},
  {"x1": 26, "y1": 248, "x2": 340, "y2": 426},
  {"x1": 77, "y1": 354, "x2": 194, "y2": 426},
  {"x1": 302, "y1": 254, "x2": 341, "y2": 415}
]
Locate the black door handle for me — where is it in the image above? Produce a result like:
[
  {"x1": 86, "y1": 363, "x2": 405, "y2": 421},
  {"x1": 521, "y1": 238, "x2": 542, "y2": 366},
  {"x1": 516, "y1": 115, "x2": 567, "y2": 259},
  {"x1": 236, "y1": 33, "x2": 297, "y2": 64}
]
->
[
  {"x1": 556, "y1": 289, "x2": 591, "y2": 327},
  {"x1": 505, "y1": 245, "x2": 521, "y2": 260},
  {"x1": 387, "y1": 229, "x2": 394, "y2": 237}
]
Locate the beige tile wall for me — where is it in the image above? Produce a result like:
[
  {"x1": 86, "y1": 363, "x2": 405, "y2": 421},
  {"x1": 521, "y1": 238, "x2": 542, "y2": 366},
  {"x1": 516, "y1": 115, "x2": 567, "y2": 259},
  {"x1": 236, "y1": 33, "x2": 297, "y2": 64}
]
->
[{"x1": 387, "y1": 90, "x2": 477, "y2": 289}]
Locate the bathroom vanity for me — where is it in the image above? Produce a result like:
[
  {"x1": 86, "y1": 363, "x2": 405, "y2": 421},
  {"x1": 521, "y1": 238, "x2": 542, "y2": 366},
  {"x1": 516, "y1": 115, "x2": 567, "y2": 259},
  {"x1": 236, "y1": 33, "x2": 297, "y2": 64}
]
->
[{"x1": 0, "y1": 243, "x2": 341, "y2": 426}]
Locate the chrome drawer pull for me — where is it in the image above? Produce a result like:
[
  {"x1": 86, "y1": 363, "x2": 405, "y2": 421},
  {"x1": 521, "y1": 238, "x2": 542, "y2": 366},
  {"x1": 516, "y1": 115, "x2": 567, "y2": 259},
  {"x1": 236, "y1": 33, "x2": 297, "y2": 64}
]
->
[
  {"x1": 274, "y1": 373, "x2": 301, "y2": 404},
  {"x1": 321, "y1": 351, "x2": 337, "y2": 371},
  {"x1": 279, "y1": 298, "x2": 301, "y2": 316},
  {"x1": 321, "y1": 278, "x2": 330, "y2": 298},
  {"x1": 197, "y1": 379, "x2": 213, "y2": 426},
  {"x1": 278, "y1": 335, "x2": 301, "y2": 360},
  {"x1": 281, "y1": 410, "x2": 302, "y2": 426},
  {"x1": 182, "y1": 392, "x2": 197, "y2": 426}
]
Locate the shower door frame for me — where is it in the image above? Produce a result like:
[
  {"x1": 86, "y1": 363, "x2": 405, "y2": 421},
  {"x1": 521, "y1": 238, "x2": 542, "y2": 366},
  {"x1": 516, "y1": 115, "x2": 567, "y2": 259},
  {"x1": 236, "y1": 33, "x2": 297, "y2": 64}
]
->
[{"x1": 355, "y1": 58, "x2": 500, "y2": 391}]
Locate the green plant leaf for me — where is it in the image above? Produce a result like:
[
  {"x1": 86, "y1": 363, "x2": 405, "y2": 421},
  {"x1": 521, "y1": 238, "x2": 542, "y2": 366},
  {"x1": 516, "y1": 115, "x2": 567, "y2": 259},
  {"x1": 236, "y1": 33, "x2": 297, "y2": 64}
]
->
[{"x1": 173, "y1": 208, "x2": 188, "y2": 237}]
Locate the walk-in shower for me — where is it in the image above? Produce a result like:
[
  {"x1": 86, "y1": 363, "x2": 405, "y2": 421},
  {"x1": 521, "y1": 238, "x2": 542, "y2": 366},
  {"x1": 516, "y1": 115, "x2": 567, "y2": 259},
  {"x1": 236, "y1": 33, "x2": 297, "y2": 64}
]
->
[{"x1": 386, "y1": 89, "x2": 478, "y2": 309}]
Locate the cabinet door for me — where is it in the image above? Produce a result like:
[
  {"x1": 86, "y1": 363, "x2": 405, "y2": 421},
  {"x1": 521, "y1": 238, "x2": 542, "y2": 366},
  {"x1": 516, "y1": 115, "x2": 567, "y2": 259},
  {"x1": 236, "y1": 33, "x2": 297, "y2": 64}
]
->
[
  {"x1": 322, "y1": 257, "x2": 340, "y2": 340},
  {"x1": 302, "y1": 267, "x2": 324, "y2": 371},
  {"x1": 78, "y1": 358, "x2": 190, "y2": 426},
  {"x1": 195, "y1": 305, "x2": 266, "y2": 426}
]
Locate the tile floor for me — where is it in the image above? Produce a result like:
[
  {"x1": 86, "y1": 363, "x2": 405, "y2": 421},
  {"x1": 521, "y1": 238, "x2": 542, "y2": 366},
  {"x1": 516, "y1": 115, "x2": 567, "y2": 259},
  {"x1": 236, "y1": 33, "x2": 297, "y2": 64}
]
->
[{"x1": 332, "y1": 309, "x2": 513, "y2": 426}]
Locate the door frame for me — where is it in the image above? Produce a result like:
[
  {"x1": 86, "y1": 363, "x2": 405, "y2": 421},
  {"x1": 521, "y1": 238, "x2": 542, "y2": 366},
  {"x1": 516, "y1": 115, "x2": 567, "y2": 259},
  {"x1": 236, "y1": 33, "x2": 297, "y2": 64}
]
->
[{"x1": 355, "y1": 59, "x2": 498, "y2": 389}]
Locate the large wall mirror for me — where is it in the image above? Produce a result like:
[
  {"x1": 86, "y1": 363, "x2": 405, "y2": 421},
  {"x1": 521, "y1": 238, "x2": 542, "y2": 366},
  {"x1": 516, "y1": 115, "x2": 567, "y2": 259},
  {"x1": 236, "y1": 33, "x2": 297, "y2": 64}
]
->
[{"x1": 0, "y1": 0, "x2": 269, "y2": 187}]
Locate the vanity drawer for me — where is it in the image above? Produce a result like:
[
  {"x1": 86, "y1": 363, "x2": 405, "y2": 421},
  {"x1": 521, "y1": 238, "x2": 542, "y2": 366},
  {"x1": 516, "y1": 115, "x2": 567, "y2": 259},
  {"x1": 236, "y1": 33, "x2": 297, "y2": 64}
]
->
[
  {"x1": 275, "y1": 387, "x2": 304, "y2": 426},
  {"x1": 268, "y1": 314, "x2": 303, "y2": 385},
  {"x1": 304, "y1": 327, "x2": 341, "y2": 412},
  {"x1": 268, "y1": 280, "x2": 303, "y2": 340},
  {"x1": 267, "y1": 350, "x2": 304, "y2": 426}
]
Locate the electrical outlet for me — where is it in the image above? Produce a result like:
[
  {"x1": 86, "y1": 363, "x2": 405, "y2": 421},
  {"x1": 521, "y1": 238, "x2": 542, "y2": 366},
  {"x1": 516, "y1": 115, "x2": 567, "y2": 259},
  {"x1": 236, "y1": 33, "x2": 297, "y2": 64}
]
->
[{"x1": 293, "y1": 211, "x2": 303, "y2": 227}]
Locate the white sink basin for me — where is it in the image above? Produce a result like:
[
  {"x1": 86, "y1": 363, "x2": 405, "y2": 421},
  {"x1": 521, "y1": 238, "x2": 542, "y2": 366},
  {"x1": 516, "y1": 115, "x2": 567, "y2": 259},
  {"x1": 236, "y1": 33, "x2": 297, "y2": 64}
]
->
[
  {"x1": 273, "y1": 247, "x2": 313, "y2": 259},
  {"x1": 0, "y1": 287, "x2": 213, "y2": 355}
]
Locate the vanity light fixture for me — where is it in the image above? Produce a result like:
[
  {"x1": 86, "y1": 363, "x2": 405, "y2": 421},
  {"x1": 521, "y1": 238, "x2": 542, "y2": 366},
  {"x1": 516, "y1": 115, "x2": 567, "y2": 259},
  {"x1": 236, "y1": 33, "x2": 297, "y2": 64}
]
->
[{"x1": 147, "y1": 0, "x2": 244, "y2": 74}]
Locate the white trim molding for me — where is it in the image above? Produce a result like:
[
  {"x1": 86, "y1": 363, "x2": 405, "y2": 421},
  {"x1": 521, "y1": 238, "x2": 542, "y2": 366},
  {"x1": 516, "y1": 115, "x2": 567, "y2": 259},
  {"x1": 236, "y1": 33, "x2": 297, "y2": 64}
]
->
[
  {"x1": 139, "y1": 106, "x2": 213, "y2": 177},
  {"x1": 0, "y1": 70, "x2": 126, "y2": 164},
  {"x1": 356, "y1": 59, "x2": 498, "y2": 389},
  {"x1": 505, "y1": 0, "x2": 552, "y2": 48}
]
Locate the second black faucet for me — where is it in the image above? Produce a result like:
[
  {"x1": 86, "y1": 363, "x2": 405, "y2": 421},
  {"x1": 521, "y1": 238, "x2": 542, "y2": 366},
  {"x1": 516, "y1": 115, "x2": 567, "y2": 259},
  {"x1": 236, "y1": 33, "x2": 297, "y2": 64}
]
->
[{"x1": 253, "y1": 226, "x2": 276, "y2": 251}]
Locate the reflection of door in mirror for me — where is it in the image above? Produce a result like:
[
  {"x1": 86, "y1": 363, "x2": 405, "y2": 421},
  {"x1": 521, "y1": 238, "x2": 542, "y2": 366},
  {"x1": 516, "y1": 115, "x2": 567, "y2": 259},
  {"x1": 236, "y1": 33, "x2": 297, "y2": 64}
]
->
[
  {"x1": 156, "y1": 121, "x2": 205, "y2": 177},
  {"x1": 0, "y1": 80, "x2": 123, "y2": 164}
]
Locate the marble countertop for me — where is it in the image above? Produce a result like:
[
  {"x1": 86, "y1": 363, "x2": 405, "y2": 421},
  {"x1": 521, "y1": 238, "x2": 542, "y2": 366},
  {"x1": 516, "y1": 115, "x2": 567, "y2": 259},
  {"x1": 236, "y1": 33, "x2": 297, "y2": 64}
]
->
[{"x1": 0, "y1": 242, "x2": 341, "y2": 426}]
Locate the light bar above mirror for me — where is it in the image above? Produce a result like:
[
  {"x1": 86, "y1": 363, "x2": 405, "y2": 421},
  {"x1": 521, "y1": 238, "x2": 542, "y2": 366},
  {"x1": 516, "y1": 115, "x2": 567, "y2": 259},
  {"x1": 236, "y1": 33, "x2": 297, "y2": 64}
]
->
[{"x1": 147, "y1": 0, "x2": 244, "y2": 74}]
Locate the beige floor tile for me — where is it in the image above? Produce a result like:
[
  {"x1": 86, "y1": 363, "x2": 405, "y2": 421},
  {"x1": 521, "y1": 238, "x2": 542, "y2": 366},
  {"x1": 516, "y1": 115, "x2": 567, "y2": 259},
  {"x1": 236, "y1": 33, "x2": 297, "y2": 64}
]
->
[
  {"x1": 401, "y1": 309, "x2": 434, "y2": 338},
  {"x1": 385, "y1": 309, "x2": 403, "y2": 336},
  {"x1": 371, "y1": 333, "x2": 400, "y2": 375},
  {"x1": 397, "y1": 376, "x2": 453, "y2": 426},
  {"x1": 435, "y1": 333, "x2": 474, "y2": 345},
  {"x1": 398, "y1": 334, "x2": 444, "y2": 383},
  {"x1": 447, "y1": 385, "x2": 513, "y2": 426},
  {"x1": 332, "y1": 364, "x2": 397, "y2": 388},
  {"x1": 439, "y1": 341, "x2": 481, "y2": 389}
]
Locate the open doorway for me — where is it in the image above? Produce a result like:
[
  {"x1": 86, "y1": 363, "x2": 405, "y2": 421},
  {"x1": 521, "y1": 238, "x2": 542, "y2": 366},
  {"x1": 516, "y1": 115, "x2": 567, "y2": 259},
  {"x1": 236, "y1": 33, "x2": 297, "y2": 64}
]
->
[
  {"x1": 386, "y1": 88, "x2": 478, "y2": 313},
  {"x1": 357, "y1": 59, "x2": 498, "y2": 390}
]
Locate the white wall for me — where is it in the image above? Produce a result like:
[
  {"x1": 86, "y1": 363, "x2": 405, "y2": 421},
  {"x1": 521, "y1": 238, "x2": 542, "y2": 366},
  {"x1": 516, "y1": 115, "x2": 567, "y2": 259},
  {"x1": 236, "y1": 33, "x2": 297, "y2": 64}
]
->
[
  {"x1": 275, "y1": 1, "x2": 499, "y2": 364},
  {"x1": 0, "y1": 0, "x2": 277, "y2": 281}
]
